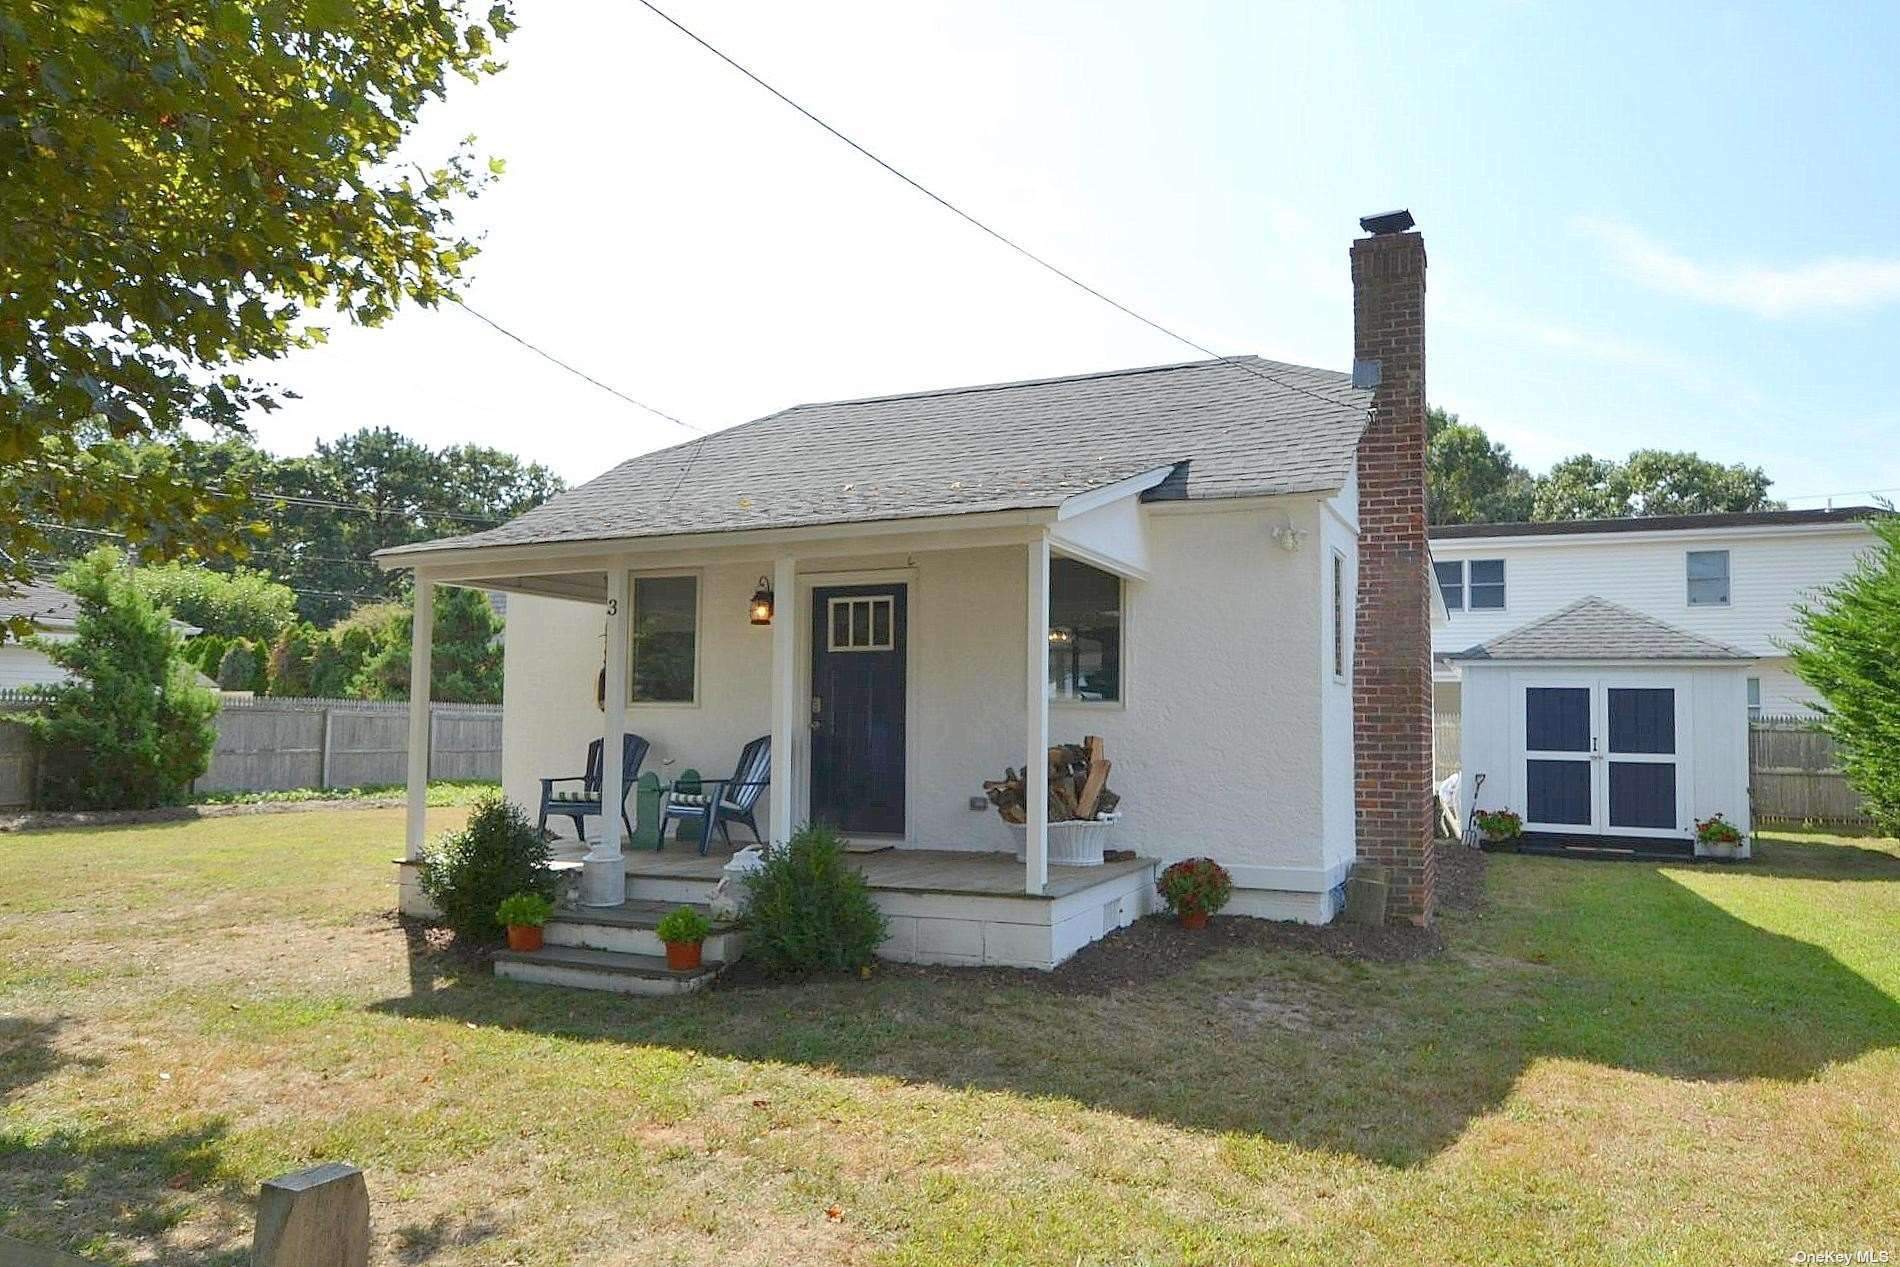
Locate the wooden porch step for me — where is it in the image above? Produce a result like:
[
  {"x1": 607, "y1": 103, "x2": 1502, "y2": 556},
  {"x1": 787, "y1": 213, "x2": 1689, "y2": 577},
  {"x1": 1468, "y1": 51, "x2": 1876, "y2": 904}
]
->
[
  {"x1": 493, "y1": 944, "x2": 723, "y2": 996},
  {"x1": 543, "y1": 900, "x2": 748, "y2": 961}
]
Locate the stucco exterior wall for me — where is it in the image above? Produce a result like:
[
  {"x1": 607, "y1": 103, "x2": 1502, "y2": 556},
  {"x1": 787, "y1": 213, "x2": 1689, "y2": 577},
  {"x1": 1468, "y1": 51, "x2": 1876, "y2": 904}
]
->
[{"x1": 497, "y1": 494, "x2": 1356, "y2": 914}]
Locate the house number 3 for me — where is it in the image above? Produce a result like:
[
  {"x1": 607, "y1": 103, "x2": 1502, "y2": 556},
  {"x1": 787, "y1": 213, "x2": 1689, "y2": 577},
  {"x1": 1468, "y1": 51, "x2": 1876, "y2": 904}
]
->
[{"x1": 606, "y1": 599, "x2": 618, "y2": 616}]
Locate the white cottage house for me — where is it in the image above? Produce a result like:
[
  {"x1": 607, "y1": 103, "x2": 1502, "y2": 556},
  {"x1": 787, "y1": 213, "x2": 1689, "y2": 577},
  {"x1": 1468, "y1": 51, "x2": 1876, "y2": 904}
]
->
[{"x1": 376, "y1": 215, "x2": 1439, "y2": 988}]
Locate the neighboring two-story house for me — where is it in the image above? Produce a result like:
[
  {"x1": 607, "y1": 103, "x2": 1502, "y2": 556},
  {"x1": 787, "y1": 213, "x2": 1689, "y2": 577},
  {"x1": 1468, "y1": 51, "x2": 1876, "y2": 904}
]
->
[
  {"x1": 1431, "y1": 506, "x2": 1883, "y2": 723},
  {"x1": 1433, "y1": 506, "x2": 1882, "y2": 858}
]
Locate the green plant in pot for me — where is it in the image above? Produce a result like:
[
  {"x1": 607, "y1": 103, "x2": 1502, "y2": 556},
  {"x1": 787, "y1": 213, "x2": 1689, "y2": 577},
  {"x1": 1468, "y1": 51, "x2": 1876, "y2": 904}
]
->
[
  {"x1": 496, "y1": 891, "x2": 554, "y2": 952},
  {"x1": 655, "y1": 905, "x2": 714, "y2": 971},
  {"x1": 1696, "y1": 813, "x2": 1745, "y2": 859},
  {"x1": 1157, "y1": 857, "x2": 1232, "y2": 930},
  {"x1": 1472, "y1": 808, "x2": 1523, "y2": 847}
]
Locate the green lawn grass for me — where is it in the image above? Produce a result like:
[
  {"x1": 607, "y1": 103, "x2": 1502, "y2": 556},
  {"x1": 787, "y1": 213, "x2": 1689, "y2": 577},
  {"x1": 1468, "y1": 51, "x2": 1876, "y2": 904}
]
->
[{"x1": 2, "y1": 812, "x2": 1896, "y2": 1265}]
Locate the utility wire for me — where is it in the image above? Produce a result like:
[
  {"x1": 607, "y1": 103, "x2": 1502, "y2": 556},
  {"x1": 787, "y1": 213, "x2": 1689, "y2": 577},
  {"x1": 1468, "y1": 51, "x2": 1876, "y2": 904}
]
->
[
  {"x1": 451, "y1": 299, "x2": 703, "y2": 432},
  {"x1": 628, "y1": 0, "x2": 1359, "y2": 413}
]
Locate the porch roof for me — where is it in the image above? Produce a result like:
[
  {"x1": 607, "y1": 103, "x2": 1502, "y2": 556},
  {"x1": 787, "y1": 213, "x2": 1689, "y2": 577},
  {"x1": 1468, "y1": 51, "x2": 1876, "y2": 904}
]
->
[{"x1": 376, "y1": 355, "x2": 1369, "y2": 567}]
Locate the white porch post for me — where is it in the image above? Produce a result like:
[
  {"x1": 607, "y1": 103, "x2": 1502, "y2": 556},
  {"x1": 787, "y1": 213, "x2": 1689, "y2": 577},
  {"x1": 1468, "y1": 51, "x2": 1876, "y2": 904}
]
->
[
  {"x1": 768, "y1": 554, "x2": 797, "y2": 844},
  {"x1": 404, "y1": 573, "x2": 434, "y2": 864},
  {"x1": 583, "y1": 565, "x2": 630, "y2": 907},
  {"x1": 1025, "y1": 535, "x2": 1050, "y2": 895}
]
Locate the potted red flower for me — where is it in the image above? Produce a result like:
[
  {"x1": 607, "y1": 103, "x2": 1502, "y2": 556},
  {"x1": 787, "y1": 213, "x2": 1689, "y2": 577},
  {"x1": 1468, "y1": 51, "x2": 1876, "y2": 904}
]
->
[
  {"x1": 1472, "y1": 808, "x2": 1523, "y2": 849},
  {"x1": 1157, "y1": 858, "x2": 1233, "y2": 930},
  {"x1": 1695, "y1": 813, "x2": 1746, "y2": 860}
]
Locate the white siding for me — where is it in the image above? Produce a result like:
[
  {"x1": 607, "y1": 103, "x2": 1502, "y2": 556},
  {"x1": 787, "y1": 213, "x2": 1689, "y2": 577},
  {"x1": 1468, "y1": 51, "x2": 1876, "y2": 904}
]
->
[
  {"x1": 0, "y1": 641, "x2": 69, "y2": 690},
  {"x1": 499, "y1": 495, "x2": 1356, "y2": 918},
  {"x1": 1432, "y1": 524, "x2": 1876, "y2": 713}
]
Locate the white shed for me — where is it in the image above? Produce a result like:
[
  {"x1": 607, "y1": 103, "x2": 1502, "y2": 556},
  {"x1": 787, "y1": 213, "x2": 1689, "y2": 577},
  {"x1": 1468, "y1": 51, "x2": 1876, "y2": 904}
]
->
[{"x1": 1453, "y1": 597, "x2": 1755, "y2": 860}]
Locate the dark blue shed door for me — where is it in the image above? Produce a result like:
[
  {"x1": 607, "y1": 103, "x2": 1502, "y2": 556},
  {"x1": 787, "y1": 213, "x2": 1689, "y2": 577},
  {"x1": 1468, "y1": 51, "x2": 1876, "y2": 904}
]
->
[{"x1": 810, "y1": 584, "x2": 907, "y2": 835}]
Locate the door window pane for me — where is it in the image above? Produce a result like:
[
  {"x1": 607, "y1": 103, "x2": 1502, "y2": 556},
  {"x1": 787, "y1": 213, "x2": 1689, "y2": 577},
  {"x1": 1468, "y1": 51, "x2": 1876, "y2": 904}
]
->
[
  {"x1": 1468, "y1": 559, "x2": 1506, "y2": 609},
  {"x1": 630, "y1": 575, "x2": 696, "y2": 702},
  {"x1": 1687, "y1": 549, "x2": 1730, "y2": 606},
  {"x1": 1433, "y1": 561, "x2": 1464, "y2": 611},
  {"x1": 1609, "y1": 762, "x2": 1677, "y2": 829},
  {"x1": 1526, "y1": 687, "x2": 1591, "y2": 752},
  {"x1": 1528, "y1": 759, "x2": 1592, "y2": 825},
  {"x1": 1608, "y1": 688, "x2": 1675, "y2": 754},
  {"x1": 1048, "y1": 559, "x2": 1121, "y2": 702}
]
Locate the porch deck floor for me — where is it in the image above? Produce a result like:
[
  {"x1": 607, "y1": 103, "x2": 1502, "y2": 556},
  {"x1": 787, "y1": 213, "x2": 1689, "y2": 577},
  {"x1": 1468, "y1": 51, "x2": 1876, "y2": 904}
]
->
[{"x1": 623, "y1": 845, "x2": 1157, "y2": 900}]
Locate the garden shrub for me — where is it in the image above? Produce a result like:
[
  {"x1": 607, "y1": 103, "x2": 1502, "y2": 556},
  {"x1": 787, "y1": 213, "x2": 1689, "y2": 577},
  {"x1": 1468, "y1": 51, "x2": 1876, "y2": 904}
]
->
[
  {"x1": 419, "y1": 795, "x2": 558, "y2": 943},
  {"x1": 216, "y1": 639, "x2": 265, "y2": 691},
  {"x1": 741, "y1": 823, "x2": 888, "y2": 975},
  {"x1": 26, "y1": 548, "x2": 219, "y2": 810}
]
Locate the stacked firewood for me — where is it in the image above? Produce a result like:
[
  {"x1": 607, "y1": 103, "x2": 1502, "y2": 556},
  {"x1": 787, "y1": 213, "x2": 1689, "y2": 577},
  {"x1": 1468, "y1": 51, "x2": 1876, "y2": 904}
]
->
[{"x1": 983, "y1": 735, "x2": 1120, "y2": 824}]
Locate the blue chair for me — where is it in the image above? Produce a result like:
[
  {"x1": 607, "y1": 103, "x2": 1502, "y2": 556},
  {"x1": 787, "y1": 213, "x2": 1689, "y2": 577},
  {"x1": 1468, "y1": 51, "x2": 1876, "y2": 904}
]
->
[
  {"x1": 664, "y1": 735, "x2": 771, "y2": 855},
  {"x1": 538, "y1": 733, "x2": 651, "y2": 843}
]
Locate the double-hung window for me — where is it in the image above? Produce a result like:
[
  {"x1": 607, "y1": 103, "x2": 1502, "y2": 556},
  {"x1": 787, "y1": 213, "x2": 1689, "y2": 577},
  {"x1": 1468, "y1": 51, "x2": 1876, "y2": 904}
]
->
[
  {"x1": 1434, "y1": 559, "x2": 1505, "y2": 611},
  {"x1": 1687, "y1": 549, "x2": 1730, "y2": 606}
]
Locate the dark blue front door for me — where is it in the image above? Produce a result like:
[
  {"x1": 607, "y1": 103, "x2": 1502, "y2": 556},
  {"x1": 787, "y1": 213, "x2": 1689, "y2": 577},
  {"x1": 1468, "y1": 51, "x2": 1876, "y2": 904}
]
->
[{"x1": 810, "y1": 584, "x2": 907, "y2": 835}]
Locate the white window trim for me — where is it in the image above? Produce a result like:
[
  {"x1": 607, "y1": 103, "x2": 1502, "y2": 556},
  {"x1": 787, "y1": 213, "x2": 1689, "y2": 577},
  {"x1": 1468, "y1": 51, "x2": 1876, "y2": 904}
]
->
[
  {"x1": 1434, "y1": 559, "x2": 1466, "y2": 612},
  {"x1": 1331, "y1": 548, "x2": 1349, "y2": 683},
  {"x1": 1049, "y1": 563, "x2": 1129, "y2": 710},
  {"x1": 627, "y1": 567, "x2": 703, "y2": 708},
  {"x1": 825, "y1": 594, "x2": 896, "y2": 652},
  {"x1": 1685, "y1": 548, "x2": 1732, "y2": 608},
  {"x1": 1465, "y1": 557, "x2": 1508, "y2": 613}
]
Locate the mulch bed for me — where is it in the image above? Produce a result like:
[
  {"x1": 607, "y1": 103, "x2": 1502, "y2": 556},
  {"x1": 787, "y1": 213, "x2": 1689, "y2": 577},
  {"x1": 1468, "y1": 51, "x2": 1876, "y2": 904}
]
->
[
  {"x1": 0, "y1": 797, "x2": 412, "y2": 833},
  {"x1": 718, "y1": 842, "x2": 1488, "y2": 997}
]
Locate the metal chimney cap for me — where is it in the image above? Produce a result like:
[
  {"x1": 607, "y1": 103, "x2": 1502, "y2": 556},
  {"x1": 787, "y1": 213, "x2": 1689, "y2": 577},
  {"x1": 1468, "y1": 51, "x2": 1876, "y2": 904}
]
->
[{"x1": 1358, "y1": 209, "x2": 1416, "y2": 235}]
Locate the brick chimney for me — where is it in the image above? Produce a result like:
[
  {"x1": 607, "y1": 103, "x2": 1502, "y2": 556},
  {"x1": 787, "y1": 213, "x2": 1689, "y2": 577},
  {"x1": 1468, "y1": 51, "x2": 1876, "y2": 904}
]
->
[{"x1": 1350, "y1": 211, "x2": 1435, "y2": 925}]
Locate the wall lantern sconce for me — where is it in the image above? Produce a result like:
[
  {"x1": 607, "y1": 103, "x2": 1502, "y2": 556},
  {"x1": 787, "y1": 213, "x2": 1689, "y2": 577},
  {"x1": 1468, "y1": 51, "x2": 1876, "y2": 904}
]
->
[{"x1": 749, "y1": 577, "x2": 775, "y2": 625}]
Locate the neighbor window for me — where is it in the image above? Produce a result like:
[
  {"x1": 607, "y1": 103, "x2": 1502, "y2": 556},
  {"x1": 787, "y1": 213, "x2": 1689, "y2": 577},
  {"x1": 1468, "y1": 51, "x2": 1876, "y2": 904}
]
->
[
  {"x1": 629, "y1": 574, "x2": 697, "y2": 703},
  {"x1": 1687, "y1": 549, "x2": 1730, "y2": 606},
  {"x1": 1331, "y1": 550, "x2": 1348, "y2": 680},
  {"x1": 1433, "y1": 560, "x2": 1464, "y2": 611},
  {"x1": 1747, "y1": 676, "x2": 1762, "y2": 721},
  {"x1": 1467, "y1": 559, "x2": 1505, "y2": 609},
  {"x1": 1048, "y1": 559, "x2": 1121, "y2": 702},
  {"x1": 1434, "y1": 559, "x2": 1504, "y2": 611}
]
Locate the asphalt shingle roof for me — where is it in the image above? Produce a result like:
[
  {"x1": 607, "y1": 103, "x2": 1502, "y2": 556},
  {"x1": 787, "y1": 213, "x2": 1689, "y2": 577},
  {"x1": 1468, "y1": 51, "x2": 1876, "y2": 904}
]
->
[
  {"x1": 380, "y1": 356, "x2": 1370, "y2": 559},
  {"x1": 0, "y1": 580, "x2": 80, "y2": 628},
  {"x1": 1449, "y1": 597, "x2": 1755, "y2": 663}
]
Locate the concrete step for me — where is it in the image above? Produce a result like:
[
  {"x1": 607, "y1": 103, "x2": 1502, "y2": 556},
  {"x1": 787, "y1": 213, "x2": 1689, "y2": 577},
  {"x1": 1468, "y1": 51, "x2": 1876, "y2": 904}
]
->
[
  {"x1": 543, "y1": 899, "x2": 747, "y2": 961},
  {"x1": 624, "y1": 873, "x2": 720, "y2": 905},
  {"x1": 493, "y1": 944, "x2": 722, "y2": 996}
]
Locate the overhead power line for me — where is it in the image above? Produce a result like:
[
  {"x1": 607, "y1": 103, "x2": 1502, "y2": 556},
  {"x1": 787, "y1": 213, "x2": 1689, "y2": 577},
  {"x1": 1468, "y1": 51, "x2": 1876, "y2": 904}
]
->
[
  {"x1": 627, "y1": 0, "x2": 1358, "y2": 413},
  {"x1": 451, "y1": 299, "x2": 703, "y2": 432}
]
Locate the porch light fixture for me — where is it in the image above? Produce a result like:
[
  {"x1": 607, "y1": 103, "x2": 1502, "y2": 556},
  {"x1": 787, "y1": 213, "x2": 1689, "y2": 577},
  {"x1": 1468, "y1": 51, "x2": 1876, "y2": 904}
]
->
[{"x1": 749, "y1": 577, "x2": 775, "y2": 625}]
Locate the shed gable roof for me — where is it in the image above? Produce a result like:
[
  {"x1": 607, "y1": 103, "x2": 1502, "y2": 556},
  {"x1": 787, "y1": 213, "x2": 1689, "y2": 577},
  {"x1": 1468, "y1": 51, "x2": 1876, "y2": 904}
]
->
[
  {"x1": 380, "y1": 355, "x2": 1370, "y2": 559},
  {"x1": 1449, "y1": 597, "x2": 1755, "y2": 663}
]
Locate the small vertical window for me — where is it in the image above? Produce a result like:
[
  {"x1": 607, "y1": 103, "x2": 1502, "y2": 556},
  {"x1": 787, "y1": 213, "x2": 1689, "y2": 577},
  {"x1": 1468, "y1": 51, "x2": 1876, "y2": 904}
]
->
[
  {"x1": 630, "y1": 575, "x2": 697, "y2": 703},
  {"x1": 1048, "y1": 559, "x2": 1121, "y2": 702},
  {"x1": 1746, "y1": 676, "x2": 1762, "y2": 721},
  {"x1": 1468, "y1": 559, "x2": 1506, "y2": 609},
  {"x1": 1687, "y1": 549, "x2": 1730, "y2": 606},
  {"x1": 1332, "y1": 550, "x2": 1347, "y2": 680},
  {"x1": 1433, "y1": 560, "x2": 1464, "y2": 612}
]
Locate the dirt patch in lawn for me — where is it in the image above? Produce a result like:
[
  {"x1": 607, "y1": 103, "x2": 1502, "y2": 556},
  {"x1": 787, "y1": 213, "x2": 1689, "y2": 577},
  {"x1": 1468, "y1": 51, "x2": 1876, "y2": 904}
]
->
[
  {"x1": 0, "y1": 797, "x2": 411, "y2": 833},
  {"x1": 723, "y1": 844, "x2": 1487, "y2": 997}
]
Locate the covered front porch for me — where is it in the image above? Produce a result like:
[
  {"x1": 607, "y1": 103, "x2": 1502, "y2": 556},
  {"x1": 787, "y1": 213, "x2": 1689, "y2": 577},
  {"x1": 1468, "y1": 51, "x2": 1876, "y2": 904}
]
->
[{"x1": 385, "y1": 474, "x2": 1170, "y2": 972}]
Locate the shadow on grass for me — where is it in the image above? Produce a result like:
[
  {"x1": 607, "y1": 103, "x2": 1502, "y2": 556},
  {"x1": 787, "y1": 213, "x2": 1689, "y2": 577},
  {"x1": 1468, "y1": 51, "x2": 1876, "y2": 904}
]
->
[
  {"x1": 1728, "y1": 833, "x2": 1900, "y2": 882},
  {"x1": 0, "y1": 1016, "x2": 97, "y2": 1104},
  {"x1": 373, "y1": 844, "x2": 1900, "y2": 1168},
  {"x1": 0, "y1": 1119, "x2": 255, "y2": 1266}
]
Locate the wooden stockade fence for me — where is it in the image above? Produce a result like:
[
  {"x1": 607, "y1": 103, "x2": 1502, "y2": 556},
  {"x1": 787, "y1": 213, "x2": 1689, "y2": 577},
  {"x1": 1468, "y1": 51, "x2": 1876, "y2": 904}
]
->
[
  {"x1": 0, "y1": 690, "x2": 500, "y2": 809},
  {"x1": 1749, "y1": 714, "x2": 1872, "y2": 829}
]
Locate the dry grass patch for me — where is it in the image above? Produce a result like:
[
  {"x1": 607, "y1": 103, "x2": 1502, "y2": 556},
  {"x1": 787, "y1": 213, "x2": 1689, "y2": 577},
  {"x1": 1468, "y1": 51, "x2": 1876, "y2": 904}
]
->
[{"x1": 1, "y1": 812, "x2": 1897, "y2": 1264}]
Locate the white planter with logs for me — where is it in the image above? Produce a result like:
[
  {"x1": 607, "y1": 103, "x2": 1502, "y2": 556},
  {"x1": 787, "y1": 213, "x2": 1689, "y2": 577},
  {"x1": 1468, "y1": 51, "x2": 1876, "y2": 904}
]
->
[{"x1": 1011, "y1": 812, "x2": 1122, "y2": 867}]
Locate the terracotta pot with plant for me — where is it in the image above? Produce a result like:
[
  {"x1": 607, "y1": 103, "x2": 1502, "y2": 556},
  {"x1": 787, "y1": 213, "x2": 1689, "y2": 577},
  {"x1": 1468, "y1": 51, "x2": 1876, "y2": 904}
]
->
[
  {"x1": 655, "y1": 905, "x2": 713, "y2": 970},
  {"x1": 1472, "y1": 808, "x2": 1523, "y2": 849},
  {"x1": 496, "y1": 891, "x2": 554, "y2": 952},
  {"x1": 1157, "y1": 858, "x2": 1233, "y2": 930},
  {"x1": 1696, "y1": 813, "x2": 1746, "y2": 860}
]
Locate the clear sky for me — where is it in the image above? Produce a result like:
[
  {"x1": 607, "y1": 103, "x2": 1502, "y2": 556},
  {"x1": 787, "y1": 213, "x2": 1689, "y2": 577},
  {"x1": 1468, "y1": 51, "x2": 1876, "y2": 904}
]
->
[{"x1": 261, "y1": 0, "x2": 1900, "y2": 505}]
